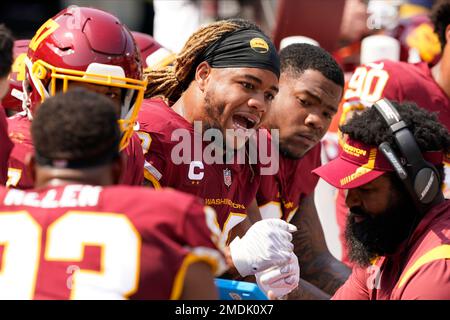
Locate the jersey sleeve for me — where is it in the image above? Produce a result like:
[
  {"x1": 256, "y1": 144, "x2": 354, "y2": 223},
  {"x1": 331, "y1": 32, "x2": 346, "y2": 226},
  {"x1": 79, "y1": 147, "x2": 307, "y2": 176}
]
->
[
  {"x1": 395, "y1": 256, "x2": 450, "y2": 299},
  {"x1": 168, "y1": 195, "x2": 227, "y2": 300},
  {"x1": 138, "y1": 129, "x2": 167, "y2": 189},
  {"x1": 6, "y1": 116, "x2": 34, "y2": 189},
  {"x1": 332, "y1": 265, "x2": 371, "y2": 300},
  {"x1": 99, "y1": 187, "x2": 227, "y2": 299},
  {"x1": 182, "y1": 197, "x2": 227, "y2": 272},
  {"x1": 135, "y1": 100, "x2": 175, "y2": 189},
  {"x1": 120, "y1": 133, "x2": 144, "y2": 186}
]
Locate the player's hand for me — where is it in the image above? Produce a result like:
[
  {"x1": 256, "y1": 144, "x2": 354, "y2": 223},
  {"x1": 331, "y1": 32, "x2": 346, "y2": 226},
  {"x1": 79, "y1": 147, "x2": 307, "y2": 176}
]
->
[
  {"x1": 256, "y1": 252, "x2": 300, "y2": 299},
  {"x1": 229, "y1": 218, "x2": 296, "y2": 277}
]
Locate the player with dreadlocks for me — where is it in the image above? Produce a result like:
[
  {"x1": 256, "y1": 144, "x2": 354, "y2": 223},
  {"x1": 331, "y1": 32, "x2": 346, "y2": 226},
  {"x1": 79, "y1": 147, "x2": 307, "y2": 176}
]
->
[{"x1": 136, "y1": 19, "x2": 299, "y2": 298}]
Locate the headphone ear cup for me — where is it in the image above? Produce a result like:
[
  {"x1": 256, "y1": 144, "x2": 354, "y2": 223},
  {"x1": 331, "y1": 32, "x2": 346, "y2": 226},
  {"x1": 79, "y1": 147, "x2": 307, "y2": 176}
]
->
[{"x1": 414, "y1": 168, "x2": 440, "y2": 204}]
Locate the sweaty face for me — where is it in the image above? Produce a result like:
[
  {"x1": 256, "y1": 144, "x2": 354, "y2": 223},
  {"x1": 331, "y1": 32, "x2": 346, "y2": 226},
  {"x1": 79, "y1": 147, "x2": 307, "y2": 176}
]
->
[
  {"x1": 344, "y1": 174, "x2": 420, "y2": 267},
  {"x1": 200, "y1": 67, "x2": 279, "y2": 150},
  {"x1": 269, "y1": 70, "x2": 342, "y2": 159}
]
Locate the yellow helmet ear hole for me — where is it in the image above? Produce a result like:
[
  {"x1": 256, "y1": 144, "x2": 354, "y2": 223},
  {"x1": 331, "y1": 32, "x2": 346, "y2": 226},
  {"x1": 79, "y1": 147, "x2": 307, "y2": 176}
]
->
[
  {"x1": 117, "y1": 119, "x2": 127, "y2": 132},
  {"x1": 32, "y1": 62, "x2": 47, "y2": 80}
]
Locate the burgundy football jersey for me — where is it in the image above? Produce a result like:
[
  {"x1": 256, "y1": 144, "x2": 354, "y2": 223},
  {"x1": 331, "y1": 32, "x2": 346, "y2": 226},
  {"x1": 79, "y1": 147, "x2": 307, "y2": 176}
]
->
[
  {"x1": 0, "y1": 184, "x2": 225, "y2": 299},
  {"x1": 137, "y1": 98, "x2": 260, "y2": 237},
  {"x1": 0, "y1": 107, "x2": 13, "y2": 185},
  {"x1": 6, "y1": 113, "x2": 144, "y2": 189},
  {"x1": 337, "y1": 59, "x2": 450, "y2": 266},
  {"x1": 120, "y1": 133, "x2": 145, "y2": 186},
  {"x1": 342, "y1": 60, "x2": 450, "y2": 126},
  {"x1": 256, "y1": 129, "x2": 321, "y2": 222},
  {"x1": 7, "y1": 113, "x2": 34, "y2": 189}
]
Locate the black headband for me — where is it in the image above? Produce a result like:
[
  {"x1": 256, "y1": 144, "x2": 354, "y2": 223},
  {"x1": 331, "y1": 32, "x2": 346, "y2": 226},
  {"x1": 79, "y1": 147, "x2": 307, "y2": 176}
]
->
[{"x1": 200, "y1": 28, "x2": 280, "y2": 78}]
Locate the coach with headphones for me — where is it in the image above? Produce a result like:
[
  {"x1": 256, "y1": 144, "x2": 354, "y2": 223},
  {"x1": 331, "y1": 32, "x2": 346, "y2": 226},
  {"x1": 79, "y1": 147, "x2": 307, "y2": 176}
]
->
[{"x1": 313, "y1": 98, "x2": 450, "y2": 299}]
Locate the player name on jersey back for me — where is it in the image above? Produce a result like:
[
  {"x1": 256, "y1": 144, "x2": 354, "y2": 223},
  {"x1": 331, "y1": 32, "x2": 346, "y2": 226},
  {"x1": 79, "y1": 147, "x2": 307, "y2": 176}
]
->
[{"x1": 3, "y1": 185, "x2": 101, "y2": 208}]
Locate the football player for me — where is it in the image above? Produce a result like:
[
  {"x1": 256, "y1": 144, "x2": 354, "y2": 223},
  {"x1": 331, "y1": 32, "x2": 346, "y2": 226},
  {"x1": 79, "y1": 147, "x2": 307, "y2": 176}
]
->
[
  {"x1": 0, "y1": 88, "x2": 226, "y2": 299},
  {"x1": 253, "y1": 43, "x2": 351, "y2": 299},
  {"x1": 316, "y1": 100, "x2": 450, "y2": 300},
  {"x1": 6, "y1": 7, "x2": 147, "y2": 189},
  {"x1": 335, "y1": 0, "x2": 450, "y2": 266},
  {"x1": 137, "y1": 19, "x2": 299, "y2": 296}
]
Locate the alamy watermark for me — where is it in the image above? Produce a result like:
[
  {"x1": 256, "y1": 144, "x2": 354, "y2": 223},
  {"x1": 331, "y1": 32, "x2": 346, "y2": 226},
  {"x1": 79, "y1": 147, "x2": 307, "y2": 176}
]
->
[
  {"x1": 66, "y1": 5, "x2": 83, "y2": 30},
  {"x1": 66, "y1": 264, "x2": 80, "y2": 290},
  {"x1": 366, "y1": 265, "x2": 381, "y2": 290},
  {"x1": 170, "y1": 121, "x2": 280, "y2": 176}
]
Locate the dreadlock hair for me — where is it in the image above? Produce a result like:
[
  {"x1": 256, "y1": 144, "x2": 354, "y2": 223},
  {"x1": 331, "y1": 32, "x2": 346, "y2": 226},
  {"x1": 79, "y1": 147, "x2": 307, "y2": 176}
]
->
[
  {"x1": 32, "y1": 88, "x2": 121, "y2": 165},
  {"x1": 431, "y1": 0, "x2": 450, "y2": 49},
  {"x1": 144, "y1": 19, "x2": 266, "y2": 103},
  {"x1": 341, "y1": 101, "x2": 450, "y2": 186},
  {"x1": 280, "y1": 43, "x2": 344, "y2": 88},
  {"x1": 0, "y1": 24, "x2": 14, "y2": 78}
]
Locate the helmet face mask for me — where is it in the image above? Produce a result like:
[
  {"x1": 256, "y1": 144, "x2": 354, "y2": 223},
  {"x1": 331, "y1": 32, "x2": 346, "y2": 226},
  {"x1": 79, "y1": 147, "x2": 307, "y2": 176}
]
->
[{"x1": 24, "y1": 7, "x2": 147, "y2": 150}]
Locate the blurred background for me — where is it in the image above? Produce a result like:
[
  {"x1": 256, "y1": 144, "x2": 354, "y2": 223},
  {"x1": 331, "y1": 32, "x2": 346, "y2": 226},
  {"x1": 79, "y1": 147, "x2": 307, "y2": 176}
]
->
[{"x1": 0, "y1": 0, "x2": 439, "y2": 73}]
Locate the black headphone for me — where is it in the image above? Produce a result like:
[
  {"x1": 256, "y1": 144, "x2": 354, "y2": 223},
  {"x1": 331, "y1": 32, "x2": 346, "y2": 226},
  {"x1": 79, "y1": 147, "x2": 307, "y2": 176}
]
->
[{"x1": 372, "y1": 98, "x2": 442, "y2": 207}]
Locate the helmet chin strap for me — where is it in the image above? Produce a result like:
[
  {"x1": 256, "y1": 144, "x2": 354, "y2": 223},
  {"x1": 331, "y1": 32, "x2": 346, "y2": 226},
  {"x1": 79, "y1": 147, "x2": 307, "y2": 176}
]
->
[
  {"x1": 122, "y1": 89, "x2": 134, "y2": 120},
  {"x1": 23, "y1": 57, "x2": 51, "y2": 120},
  {"x1": 21, "y1": 79, "x2": 33, "y2": 121}
]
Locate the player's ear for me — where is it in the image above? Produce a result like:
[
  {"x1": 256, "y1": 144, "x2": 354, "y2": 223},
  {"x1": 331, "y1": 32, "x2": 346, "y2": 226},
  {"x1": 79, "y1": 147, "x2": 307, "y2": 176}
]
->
[
  {"x1": 112, "y1": 153, "x2": 126, "y2": 185},
  {"x1": 446, "y1": 24, "x2": 450, "y2": 46},
  {"x1": 195, "y1": 61, "x2": 212, "y2": 92},
  {"x1": 25, "y1": 153, "x2": 36, "y2": 183}
]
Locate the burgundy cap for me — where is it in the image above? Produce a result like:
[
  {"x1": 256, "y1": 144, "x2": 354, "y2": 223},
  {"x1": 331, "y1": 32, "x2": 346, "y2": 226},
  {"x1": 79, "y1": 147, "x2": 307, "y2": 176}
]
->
[{"x1": 313, "y1": 137, "x2": 443, "y2": 189}]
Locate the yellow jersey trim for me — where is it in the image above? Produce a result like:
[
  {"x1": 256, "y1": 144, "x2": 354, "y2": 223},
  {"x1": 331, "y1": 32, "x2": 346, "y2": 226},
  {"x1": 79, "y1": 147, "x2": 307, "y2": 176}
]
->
[
  {"x1": 397, "y1": 244, "x2": 450, "y2": 288},
  {"x1": 143, "y1": 170, "x2": 161, "y2": 189},
  {"x1": 170, "y1": 253, "x2": 219, "y2": 300}
]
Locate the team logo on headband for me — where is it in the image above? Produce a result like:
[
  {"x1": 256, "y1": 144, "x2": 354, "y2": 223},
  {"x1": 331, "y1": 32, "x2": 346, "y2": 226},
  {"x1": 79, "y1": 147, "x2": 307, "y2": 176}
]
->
[{"x1": 250, "y1": 38, "x2": 269, "y2": 53}]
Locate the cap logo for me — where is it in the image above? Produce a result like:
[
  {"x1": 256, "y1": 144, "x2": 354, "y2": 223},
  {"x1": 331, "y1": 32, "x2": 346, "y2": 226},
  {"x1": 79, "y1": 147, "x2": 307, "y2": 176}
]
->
[
  {"x1": 342, "y1": 142, "x2": 367, "y2": 157},
  {"x1": 340, "y1": 166, "x2": 372, "y2": 187},
  {"x1": 250, "y1": 38, "x2": 269, "y2": 53},
  {"x1": 339, "y1": 148, "x2": 377, "y2": 186}
]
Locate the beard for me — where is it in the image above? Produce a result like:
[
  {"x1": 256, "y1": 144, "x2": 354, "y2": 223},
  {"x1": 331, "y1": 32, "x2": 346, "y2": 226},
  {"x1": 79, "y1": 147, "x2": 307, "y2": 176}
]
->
[
  {"x1": 280, "y1": 143, "x2": 303, "y2": 160},
  {"x1": 203, "y1": 92, "x2": 227, "y2": 149},
  {"x1": 204, "y1": 92, "x2": 250, "y2": 153},
  {"x1": 345, "y1": 179, "x2": 421, "y2": 267},
  {"x1": 278, "y1": 135, "x2": 312, "y2": 160},
  {"x1": 204, "y1": 92, "x2": 225, "y2": 132},
  {"x1": 279, "y1": 141, "x2": 303, "y2": 160}
]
